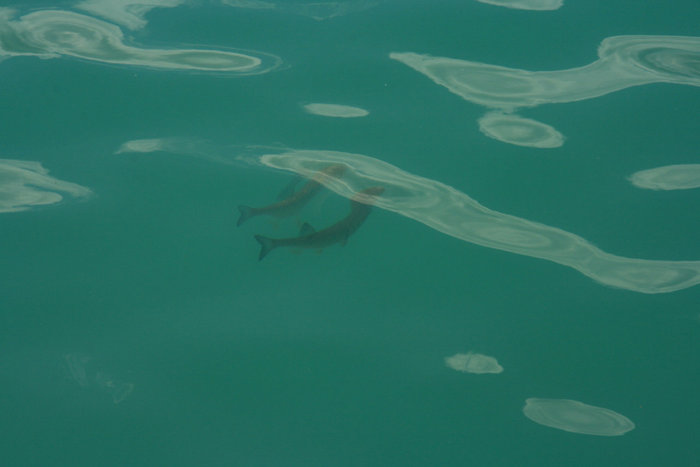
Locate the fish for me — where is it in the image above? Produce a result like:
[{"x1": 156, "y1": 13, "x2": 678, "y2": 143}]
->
[
  {"x1": 237, "y1": 164, "x2": 347, "y2": 226},
  {"x1": 254, "y1": 186, "x2": 385, "y2": 261}
]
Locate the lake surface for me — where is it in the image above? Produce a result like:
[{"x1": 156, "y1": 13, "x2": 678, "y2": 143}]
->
[{"x1": 1, "y1": 1, "x2": 699, "y2": 466}]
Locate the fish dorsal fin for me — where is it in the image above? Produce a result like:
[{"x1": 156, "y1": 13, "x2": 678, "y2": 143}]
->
[{"x1": 299, "y1": 222, "x2": 316, "y2": 237}]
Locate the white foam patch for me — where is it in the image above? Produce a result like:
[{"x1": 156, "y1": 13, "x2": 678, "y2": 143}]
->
[
  {"x1": 478, "y1": 111, "x2": 564, "y2": 148},
  {"x1": 220, "y1": 0, "x2": 275, "y2": 9},
  {"x1": 523, "y1": 398, "x2": 635, "y2": 436},
  {"x1": 75, "y1": 0, "x2": 186, "y2": 30},
  {"x1": 445, "y1": 352, "x2": 503, "y2": 374},
  {"x1": 115, "y1": 138, "x2": 700, "y2": 293},
  {"x1": 115, "y1": 138, "x2": 257, "y2": 168},
  {"x1": 0, "y1": 159, "x2": 92, "y2": 213},
  {"x1": 0, "y1": 9, "x2": 280, "y2": 74},
  {"x1": 629, "y1": 164, "x2": 700, "y2": 190},
  {"x1": 390, "y1": 36, "x2": 700, "y2": 146},
  {"x1": 257, "y1": 148, "x2": 700, "y2": 294},
  {"x1": 115, "y1": 138, "x2": 170, "y2": 154},
  {"x1": 304, "y1": 103, "x2": 369, "y2": 118},
  {"x1": 476, "y1": 0, "x2": 562, "y2": 10},
  {"x1": 390, "y1": 36, "x2": 700, "y2": 111}
]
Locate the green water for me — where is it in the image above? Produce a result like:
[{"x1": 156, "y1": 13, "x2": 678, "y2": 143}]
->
[{"x1": 1, "y1": 1, "x2": 699, "y2": 466}]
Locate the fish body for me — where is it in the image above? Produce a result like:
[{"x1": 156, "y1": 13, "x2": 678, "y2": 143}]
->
[
  {"x1": 254, "y1": 186, "x2": 384, "y2": 260},
  {"x1": 237, "y1": 164, "x2": 346, "y2": 226}
]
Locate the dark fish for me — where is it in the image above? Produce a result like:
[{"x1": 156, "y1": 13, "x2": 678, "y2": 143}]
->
[
  {"x1": 254, "y1": 186, "x2": 384, "y2": 261},
  {"x1": 237, "y1": 164, "x2": 347, "y2": 226}
]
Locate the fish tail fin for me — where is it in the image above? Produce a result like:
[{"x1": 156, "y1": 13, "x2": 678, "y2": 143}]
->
[
  {"x1": 237, "y1": 205, "x2": 253, "y2": 227},
  {"x1": 254, "y1": 234, "x2": 276, "y2": 261}
]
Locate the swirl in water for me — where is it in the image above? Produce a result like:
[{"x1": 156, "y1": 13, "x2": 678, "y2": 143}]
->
[{"x1": 0, "y1": 9, "x2": 280, "y2": 73}]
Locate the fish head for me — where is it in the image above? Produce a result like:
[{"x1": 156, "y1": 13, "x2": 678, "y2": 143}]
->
[
  {"x1": 312, "y1": 163, "x2": 348, "y2": 185},
  {"x1": 322, "y1": 163, "x2": 348, "y2": 178},
  {"x1": 361, "y1": 186, "x2": 385, "y2": 196},
  {"x1": 353, "y1": 186, "x2": 385, "y2": 204}
]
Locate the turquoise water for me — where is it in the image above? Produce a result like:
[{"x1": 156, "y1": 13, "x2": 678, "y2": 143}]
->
[{"x1": 1, "y1": 1, "x2": 699, "y2": 466}]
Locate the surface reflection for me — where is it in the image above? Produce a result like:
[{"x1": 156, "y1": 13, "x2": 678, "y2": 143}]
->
[
  {"x1": 523, "y1": 398, "x2": 635, "y2": 436},
  {"x1": 0, "y1": 159, "x2": 92, "y2": 213},
  {"x1": 64, "y1": 353, "x2": 134, "y2": 404},
  {"x1": 0, "y1": 8, "x2": 280, "y2": 74}
]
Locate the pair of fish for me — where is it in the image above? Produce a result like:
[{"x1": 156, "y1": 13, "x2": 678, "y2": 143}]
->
[{"x1": 237, "y1": 164, "x2": 384, "y2": 260}]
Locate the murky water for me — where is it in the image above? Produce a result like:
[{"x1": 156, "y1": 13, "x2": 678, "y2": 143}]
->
[{"x1": 1, "y1": 1, "x2": 699, "y2": 466}]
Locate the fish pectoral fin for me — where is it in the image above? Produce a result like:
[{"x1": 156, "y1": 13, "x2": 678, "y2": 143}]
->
[{"x1": 299, "y1": 222, "x2": 316, "y2": 236}]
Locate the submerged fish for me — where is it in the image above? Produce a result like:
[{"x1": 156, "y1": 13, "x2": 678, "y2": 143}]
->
[
  {"x1": 237, "y1": 164, "x2": 347, "y2": 226},
  {"x1": 254, "y1": 186, "x2": 385, "y2": 260}
]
